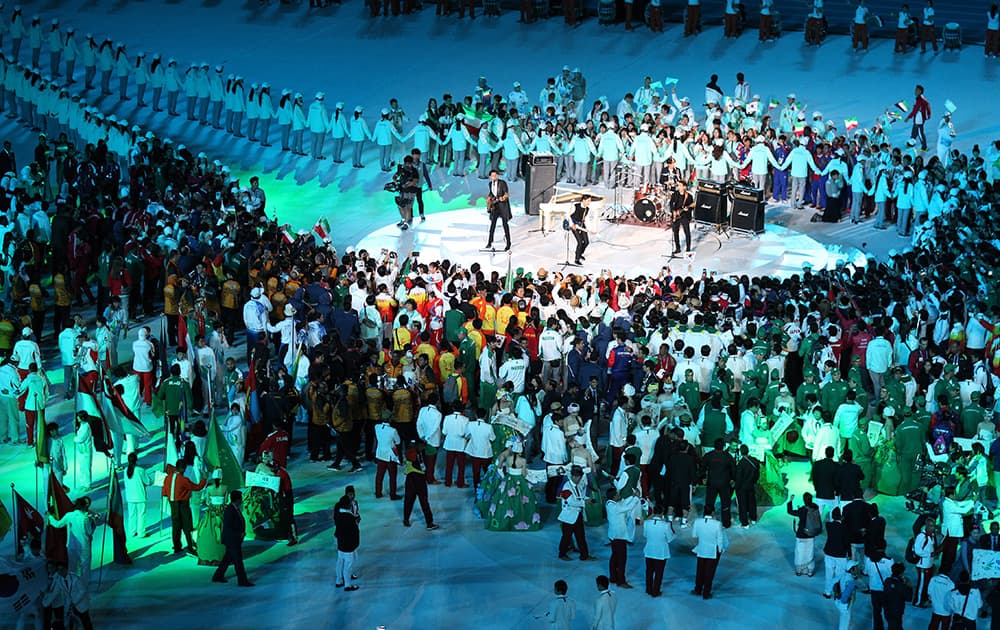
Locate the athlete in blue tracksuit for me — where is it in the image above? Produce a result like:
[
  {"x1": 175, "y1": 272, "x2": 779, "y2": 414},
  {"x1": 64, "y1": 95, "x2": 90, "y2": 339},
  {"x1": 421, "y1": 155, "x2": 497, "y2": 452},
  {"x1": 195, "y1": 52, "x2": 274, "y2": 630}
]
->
[{"x1": 772, "y1": 139, "x2": 790, "y2": 201}]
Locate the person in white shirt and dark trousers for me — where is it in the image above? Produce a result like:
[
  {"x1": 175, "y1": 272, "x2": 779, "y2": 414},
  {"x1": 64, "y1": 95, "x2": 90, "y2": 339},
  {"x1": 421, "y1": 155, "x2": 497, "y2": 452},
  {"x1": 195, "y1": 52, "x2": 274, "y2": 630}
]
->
[
  {"x1": 643, "y1": 504, "x2": 675, "y2": 597},
  {"x1": 692, "y1": 507, "x2": 728, "y2": 599},
  {"x1": 912, "y1": 520, "x2": 939, "y2": 606}
]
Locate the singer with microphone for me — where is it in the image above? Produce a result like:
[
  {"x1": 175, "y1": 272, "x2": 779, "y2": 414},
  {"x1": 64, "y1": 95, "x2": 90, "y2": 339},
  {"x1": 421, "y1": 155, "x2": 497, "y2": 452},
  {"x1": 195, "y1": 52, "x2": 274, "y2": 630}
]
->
[{"x1": 670, "y1": 180, "x2": 695, "y2": 255}]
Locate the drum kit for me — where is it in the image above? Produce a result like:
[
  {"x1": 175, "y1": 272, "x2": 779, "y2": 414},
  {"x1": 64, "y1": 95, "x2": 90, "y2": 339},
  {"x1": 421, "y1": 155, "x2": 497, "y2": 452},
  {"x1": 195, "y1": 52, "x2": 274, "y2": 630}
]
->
[{"x1": 632, "y1": 184, "x2": 671, "y2": 225}]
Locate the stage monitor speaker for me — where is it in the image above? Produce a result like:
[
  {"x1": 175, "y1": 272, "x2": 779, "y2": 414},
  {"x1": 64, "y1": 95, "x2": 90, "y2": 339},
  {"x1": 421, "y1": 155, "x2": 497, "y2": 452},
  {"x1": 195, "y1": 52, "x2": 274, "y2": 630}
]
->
[
  {"x1": 524, "y1": 156, "x2": 556, "y2": 217},
  {"x1": 527, "y1": 152, "x2": 555, "y2": 166},
  {"x1": 694, "y1": 186, "x2": 728, "y2": 225},
  {"x1": 730, "y1": 198, "x2": 765, "y2": 234}
]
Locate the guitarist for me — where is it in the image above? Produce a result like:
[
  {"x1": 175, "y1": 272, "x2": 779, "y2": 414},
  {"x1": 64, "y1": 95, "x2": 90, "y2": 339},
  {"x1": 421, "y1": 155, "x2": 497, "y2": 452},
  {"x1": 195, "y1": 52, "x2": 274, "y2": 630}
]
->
[
  {"x1": 486, "y1": 169, "x2": 512, "y2": 251},
  {"x1": 569, "y1": 195, "x2": 591, "y2": 265},
  {"x1": 670, "y1": 180, "x2": 695, "y2": 255}
]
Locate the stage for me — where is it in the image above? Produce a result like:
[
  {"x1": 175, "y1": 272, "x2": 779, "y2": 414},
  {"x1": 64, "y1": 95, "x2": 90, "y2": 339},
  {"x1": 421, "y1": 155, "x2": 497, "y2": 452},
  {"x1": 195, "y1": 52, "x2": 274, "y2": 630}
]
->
[{"x1": 355, "y1": 207, "x2": 865, "y2": 279}]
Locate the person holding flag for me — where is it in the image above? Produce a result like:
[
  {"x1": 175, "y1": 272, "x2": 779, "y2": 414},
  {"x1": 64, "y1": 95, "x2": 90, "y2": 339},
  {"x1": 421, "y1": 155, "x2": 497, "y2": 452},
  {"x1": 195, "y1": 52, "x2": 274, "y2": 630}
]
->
[{"x1": 47, "y1": 496, "x2": 100, "y2": 588}]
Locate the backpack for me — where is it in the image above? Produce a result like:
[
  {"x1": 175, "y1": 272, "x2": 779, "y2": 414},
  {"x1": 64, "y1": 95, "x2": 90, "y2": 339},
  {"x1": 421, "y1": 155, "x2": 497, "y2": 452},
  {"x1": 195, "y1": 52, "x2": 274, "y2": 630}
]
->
[
  {"x1": 443, "y1": 374, "x2": 459, "y2": 404},
  {"x1": 804, "y1": 505, "x2": 822, "y2": 537},
  {"x1": 905, "y1": 537, "x2": 920, "y2": 564}
]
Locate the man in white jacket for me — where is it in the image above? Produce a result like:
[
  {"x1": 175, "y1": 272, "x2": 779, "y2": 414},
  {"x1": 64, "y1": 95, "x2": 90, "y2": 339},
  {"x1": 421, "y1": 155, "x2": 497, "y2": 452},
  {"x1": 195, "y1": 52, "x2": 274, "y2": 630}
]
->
[
  {"x1": 643, "y1": 504, "x2": 675, "y2": 597},
  {"x1": 739, "y1": 135, "x2": 782, "y2": 192},
  {"x1": 415, "y1": 396, "x2": 443, "y2": 484},
  {"x1": 692, "y1": 507, "x2": 728, "y2": 599},
  {"x1": 605, "y1": 488, "x2": 641, "y2": 589}
]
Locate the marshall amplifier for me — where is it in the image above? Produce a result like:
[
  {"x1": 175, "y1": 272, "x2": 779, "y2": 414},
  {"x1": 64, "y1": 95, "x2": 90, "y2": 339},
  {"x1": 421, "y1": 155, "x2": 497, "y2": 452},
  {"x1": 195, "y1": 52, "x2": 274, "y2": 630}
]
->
[
  {"x1": 730, "y1": 196, "x2": 765, "y2": 234},
  {"x1": 732, "y1": 184, "x2": 764, "y2": 203},
  {"x1": 694, "y1": 180, "x2": 728, "y2": 225}
]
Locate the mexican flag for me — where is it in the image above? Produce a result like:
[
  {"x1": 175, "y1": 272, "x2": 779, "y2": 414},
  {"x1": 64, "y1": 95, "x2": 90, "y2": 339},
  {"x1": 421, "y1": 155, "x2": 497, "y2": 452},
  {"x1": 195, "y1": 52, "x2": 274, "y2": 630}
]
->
[
  {"x1": 768, "y1": 99, "x2": 779, "y2": 110},
  {"x1": 313, "y1": 217, "x2": 331, "y2": 241},
  {"x1": 280, "y1": 226, "x2": 296, "y2": 245},
  {"x1": 844, "y1": 118, "x2": 859, "y2": 131}
]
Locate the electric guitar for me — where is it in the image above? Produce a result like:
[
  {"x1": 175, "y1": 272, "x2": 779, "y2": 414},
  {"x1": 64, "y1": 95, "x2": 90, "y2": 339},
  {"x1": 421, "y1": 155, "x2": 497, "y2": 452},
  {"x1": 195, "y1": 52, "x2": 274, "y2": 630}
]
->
[{"x1": 487, "y1": 192, "x2": 509, "y2": 215}]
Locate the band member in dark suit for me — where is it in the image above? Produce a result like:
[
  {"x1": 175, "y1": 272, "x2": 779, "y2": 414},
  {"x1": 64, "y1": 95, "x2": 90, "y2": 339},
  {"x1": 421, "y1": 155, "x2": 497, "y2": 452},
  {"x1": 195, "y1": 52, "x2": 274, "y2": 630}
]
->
[
  {"x1": 212, "y1": 490, "x2": 254, "y2": 586},
  {"x1": 978, "y1": 521, "x2": 1000, "y2": 550},
  {"x1": 569, "y1": 195, "x2": 591, "y2": 265},
  {"x1": 486, "y1": 169, "x2": 511, "y2": 250},
  {"x1": 659, "y1": 157, "x2": 682, "y2": 190},
  {"x1": 669, "y1": 180, "x2": 695, "y2": 255}
]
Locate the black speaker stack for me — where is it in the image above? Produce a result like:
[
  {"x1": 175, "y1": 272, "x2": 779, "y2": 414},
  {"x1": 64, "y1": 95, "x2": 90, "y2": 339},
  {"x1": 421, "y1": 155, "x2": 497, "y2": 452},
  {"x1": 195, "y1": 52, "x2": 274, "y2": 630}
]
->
[
  {"x1": 523, "y1": 152, "x2": 556, "y2": 217},
  {"x1": 694, "y1": 179, "x2": 727, "y2": 226},
  {"x1": 729, "y1": 184, "x2": 765, "y2": 234}
]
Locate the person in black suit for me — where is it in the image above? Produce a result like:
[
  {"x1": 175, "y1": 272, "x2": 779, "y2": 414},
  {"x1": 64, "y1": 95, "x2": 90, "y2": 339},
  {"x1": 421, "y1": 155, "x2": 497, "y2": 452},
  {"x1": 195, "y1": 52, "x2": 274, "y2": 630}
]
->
[
  {"x1": 669, "y1": 180, "x2": 695, "y2": 255},
  {"x1": 485, "y1": 169, "x2": 511, "y2": 251},
  {"x1": 568, "y1": 195, "x2": 591, "y2": 265},
  {"x1": 978, "y1": 521, "x2": 1000, "y2": 550},
  {"x1": 834, "y1": 449, "x2": 864, "y2": 501},
  {"x1": 811, "y1": 446, "x2": 840, "y2": 517},
  {"x1": 334, "y1": 488, "x2": 361, "y2": 591},
  {"x1": 822, "y1": 507, "x2": 851, "y2": 599},
  {"x1": 734, "y1": 444, "x2": 760, "y2": 528},
  {"x1": 702, "y1": 438, "x2": 735, "y2": 528},
  {"x1": 841, "y1": 497, "x2": 870, "y2": 563},
  {"x1": 863, "y1": 503, "x2": 887, "y2": 560},
  {"x1": 212, "y1": 490, "x2": 253, "y2": 587}
]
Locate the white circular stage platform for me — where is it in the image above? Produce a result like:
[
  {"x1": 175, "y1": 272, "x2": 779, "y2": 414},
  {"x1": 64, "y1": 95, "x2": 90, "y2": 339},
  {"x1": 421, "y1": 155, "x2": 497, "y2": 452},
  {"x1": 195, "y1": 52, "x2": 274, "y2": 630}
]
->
[{"x1": 356, "y1": 208, "x2": 861, "y2": 279}]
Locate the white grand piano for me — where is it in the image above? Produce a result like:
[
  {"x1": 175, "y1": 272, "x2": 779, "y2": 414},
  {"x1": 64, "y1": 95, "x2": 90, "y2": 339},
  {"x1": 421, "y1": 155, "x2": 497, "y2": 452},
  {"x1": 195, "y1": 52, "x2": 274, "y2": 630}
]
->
[{"x1": 538, "y1": 187, "x2": 605, "y2": 233}]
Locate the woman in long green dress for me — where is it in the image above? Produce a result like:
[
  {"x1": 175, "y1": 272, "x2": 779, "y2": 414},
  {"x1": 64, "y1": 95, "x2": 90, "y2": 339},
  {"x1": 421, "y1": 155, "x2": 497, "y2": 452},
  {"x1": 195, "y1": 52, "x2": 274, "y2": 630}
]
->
[
  {"x1": 482, "y1": 437, "x2": 541, "y2": 531},
  {"x1": 197, "y1": 469, "x2": 228, "y2": 566}
]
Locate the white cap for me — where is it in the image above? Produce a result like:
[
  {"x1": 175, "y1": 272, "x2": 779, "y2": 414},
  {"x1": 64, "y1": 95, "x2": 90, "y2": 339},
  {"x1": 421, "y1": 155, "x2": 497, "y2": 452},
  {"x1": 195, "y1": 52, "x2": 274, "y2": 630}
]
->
[
  {"x1": 513, "y1": 81, "x2": 521, "y2": 87},
  {"x1": 335, "y1": 101, "x2": 344, "y2": 109},
  {"x1": 354, "y1": 105, "x2": 363, "y2": 113},
  {"x1": 315, "y1": 92, "x2": 324, "y2": 100},
  {"x1": 22, "y1": 327, "x2": 32, "y2": 337},
  {"x1": 251, "y1": 287, "x2": 262, "y2": 298},
  {"x1": 787, "y1": 92, "x2": 796, "y2": 99},
  {"x1": 381, "y1": 108, "x2": 390, "y2": 115}
]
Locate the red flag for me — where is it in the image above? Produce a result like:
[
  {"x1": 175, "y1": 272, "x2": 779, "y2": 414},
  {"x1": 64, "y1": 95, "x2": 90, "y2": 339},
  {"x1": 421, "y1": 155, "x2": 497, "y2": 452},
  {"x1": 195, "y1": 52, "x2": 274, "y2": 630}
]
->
[
  {"x1": 45, "y1": 471, "x2": 74, "y2": 564},
  {"x1": 13, "y1": 490, "x2": 44, "y2": 558},
  {"x1": 177, "y1": 314, "x2": 189, "y2": 353},
  {"x1": 77, "y1": 374, "x2": 114, "y2": 457},
  {"x1": 108, "y1": 471, "x2": 131, "y2": 565}
]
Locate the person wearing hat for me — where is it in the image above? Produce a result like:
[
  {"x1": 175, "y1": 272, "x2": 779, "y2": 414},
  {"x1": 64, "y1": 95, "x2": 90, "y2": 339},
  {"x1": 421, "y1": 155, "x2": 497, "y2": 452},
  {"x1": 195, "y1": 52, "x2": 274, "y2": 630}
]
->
[
  {"x1": 329, "y1": 101, "x2": 349, "y2": 162},
  {"x1": 306, "y1": 92, "x2": 330, "y2": 159},
  {"x1": 349, "y1": 105, "x2": 372, "y2": 168},
  {"x1": 484, "y1": 168, "x2": 512, "y2": 250},
  {"x1": 289, "y1": 92, "x2": 307, "y2": 155},
  {"x1": 206, "y1": 65, "x2": 224, "y2": 127},
  {"x1": 779, "y1": 135, "x2": 819, "y2": 209},
  {"x1": 47, "y1": 19, "x2": 61, "y2": 78},
  {"x1": 148, "y1": 53, "x2": 165, "y2": 111},
  {"x1": 371, "y1": 107, "x2": 397, "y2": 171},
  {"x1": 242, "y1": 287, "x2": 272, "y2": 362},
  {"x1": 442, "y1": 115, "x2": 472, "y2": 176},
  {"x1": 114, "y1": 43, "x2": 130, "y2": 101},
  {"x1": 255, "y1": 83, "x2": 275, "y2": 146},
  {"x1": 165, "y1": 58, "x2": 182, "y2": 116}
]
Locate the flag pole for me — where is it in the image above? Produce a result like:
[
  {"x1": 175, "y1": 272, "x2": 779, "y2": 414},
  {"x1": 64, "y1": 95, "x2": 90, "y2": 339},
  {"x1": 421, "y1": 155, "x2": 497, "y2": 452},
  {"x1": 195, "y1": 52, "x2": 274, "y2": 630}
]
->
[
  {"x1": 96, "y1": 472, "x2": 111, "y2": 593},
  {"x1": 11, "y1": 483, "x2": 16, "y2": 561}
]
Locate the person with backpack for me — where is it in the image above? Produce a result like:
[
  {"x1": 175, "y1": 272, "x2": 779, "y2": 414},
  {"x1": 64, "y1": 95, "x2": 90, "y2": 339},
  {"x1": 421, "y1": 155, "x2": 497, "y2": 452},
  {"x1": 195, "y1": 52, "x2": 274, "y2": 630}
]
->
[
  {"x1": 882, "y1": 562, "x2": 914, "y2": 629},
  {"x1": 787, "y1": 492, "x2": 822, "y2": 576},
  {"x1": 832, "y1": 560, "x2": 861, "y2": 630},
  {"x1": 865, "y1": 549, "x2": 895, "y2": 630}
]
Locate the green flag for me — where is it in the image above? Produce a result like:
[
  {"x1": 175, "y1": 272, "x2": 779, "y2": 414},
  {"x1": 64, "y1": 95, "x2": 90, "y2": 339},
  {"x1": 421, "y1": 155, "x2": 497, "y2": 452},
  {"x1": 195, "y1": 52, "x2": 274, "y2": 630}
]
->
[
  {"x1": 205, "y1": 416, "x2": 243, "y2": 491},
  {"x1": 34, "y1": 401, "x2": 48, "y2": 466}
]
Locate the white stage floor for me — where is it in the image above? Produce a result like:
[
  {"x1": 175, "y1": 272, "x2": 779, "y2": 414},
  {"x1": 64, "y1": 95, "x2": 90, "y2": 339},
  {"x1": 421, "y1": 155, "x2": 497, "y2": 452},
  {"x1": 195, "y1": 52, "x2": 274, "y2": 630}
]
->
[{"x1": 356, "y1": 207, "x2": 862, "y2": 279}]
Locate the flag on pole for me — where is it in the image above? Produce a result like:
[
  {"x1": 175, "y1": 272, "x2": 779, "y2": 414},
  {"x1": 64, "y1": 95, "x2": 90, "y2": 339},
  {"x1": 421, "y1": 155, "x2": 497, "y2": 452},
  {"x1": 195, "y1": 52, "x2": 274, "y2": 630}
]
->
[
  {"x1": 0, "y1": 499, "x2": 11, "y2": 543},
  {"x1": 280, "y1": 226, "x2": 296, "y2": 245},
  {"x1": 460, "y1": 104, "x2": 495, "y2": 137},
  {"x1": 844, "y1": 118, "x2": 859, "y2": 131},
  {"x1": 45, "y1": 472, "x2": 74, "y2": 564},
  {"x1": 108, "y1": 382, "x2": 150, "y2": 437},
  {"x1": 34, "y1": 399, "x2": 48, "y2": 466},
  {"x1": 768, "y1": 98, "x2": 779, "y2": 110},
  {"x1": 894, "y1": 100, "x2": 909, "y2": 113},
  {"x1": 887, "y1": 110, "x2": 903, "y2": 122},
  {"x1": 77, "y1": 374, "x2": 114, "y2": 458},
  {"x1": 13, "y1": 489, "x2": 44, "y2": 558},
  {"x1": 205, "y1": 417, "x2": 244, "y2": 491},
  {"x1": 504, "y1": 256, "x2": 514, "y2": 293},
  {"x1": 312, "y1": 217, "x2": 331, "y2": 241},
  {"x1": 793, "y1": 122, "x2": 806, "y2": 136},
  {"x1": 107, "y1": 471, "x2": 131, "y2": 565}
]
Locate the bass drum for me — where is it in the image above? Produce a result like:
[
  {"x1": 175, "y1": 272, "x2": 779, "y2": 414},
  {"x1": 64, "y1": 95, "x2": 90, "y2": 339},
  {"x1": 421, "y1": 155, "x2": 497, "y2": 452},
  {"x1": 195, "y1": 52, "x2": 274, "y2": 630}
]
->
[{"x1": 633, "y1": 197, "x2": 661, "y2": 223}]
